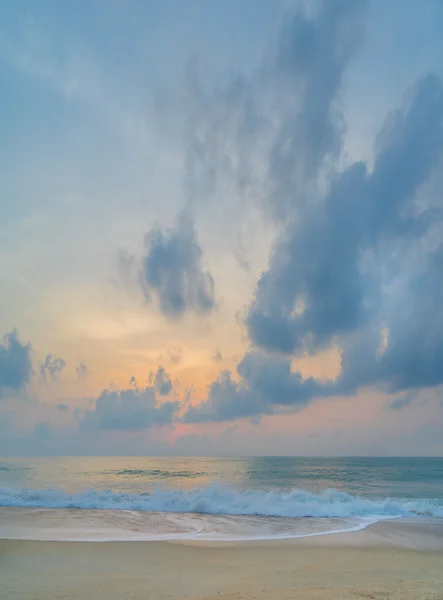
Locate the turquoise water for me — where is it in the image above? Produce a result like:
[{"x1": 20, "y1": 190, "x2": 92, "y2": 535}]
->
[{"x1": 0, "y1": 457, "x2": 442, "y2": 540}]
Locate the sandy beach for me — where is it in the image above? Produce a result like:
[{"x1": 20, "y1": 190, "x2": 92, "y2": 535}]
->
[{"x1": 1, "y1": 518, "x2": 442, "y2": 600}]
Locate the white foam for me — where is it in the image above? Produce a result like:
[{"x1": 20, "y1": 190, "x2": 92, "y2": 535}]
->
[
  {"x1": 0, "y1": 507, "x2": 382, "y2": 542},
  {"x1": 0, "y1": 485, "x2": 442, "y2": 519}
]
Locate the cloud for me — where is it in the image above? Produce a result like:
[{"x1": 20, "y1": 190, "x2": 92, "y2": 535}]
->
[
  {"x1": 154, "y1": 365, "x2": 173, "y2": 396},
  {"x1": 212, "y1": 349, "x2": 223, "y2": 362},
  {"x1": 81, "y1": 385, "x2": 179, "y2": 431},
  {"x1": 248, "y1": 73, "x2": 443, "y2": 354},
  {"x1": 181, "y1": 0, "x2": 367, "y2": 221},
  {"x1": 248, "y1": 74, "x2": 443, "y2": 385},
  {"x1": 184, "y1": 351, "x2": 335, "y2": 423},
  {"x1": 179, "y1": 0, "x2": 372, "y2": 424},
  {"x1": 0, "y1": 330, "x2": 33, "y2": 396},
  {"x1": 40, "y1": 354, "x2": 66, "y2": 381},
  {"x1": 56, "y1": 403, "x2": 69, "y2": 412},
  {"x1": 387, "y1": 393, "x2": 415, "y2": 411},
  {"x1": 184, "y1": 370, "x2": 251, "y2": 423},
  {"x1": 183, "y1": 5, "x2": 443, "y2": 424},
  {"x1": 167, "y1": 348, "x2": 182, "y2": 365},
  {"x1": 2, "y1": 0, "x2": 442, "y2": 444},
  {"x1": 265, "y1": 0, "x2": 368, "y2": 219},
  {"x1": 122, "y1": 214, "x2": 215, "y2": 319},
  {"x1": 76, "y1": 362, "x2": 89, "y2": 379},
  {"x1": 187, "y1": 72, "x2": 443, "y2": 425},
  {"x1": 222, "y1": 425, "x2": 236, "y2": 437}
]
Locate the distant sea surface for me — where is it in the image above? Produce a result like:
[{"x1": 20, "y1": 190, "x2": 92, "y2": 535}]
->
[{"x1": 0, "y1": 456, "x2": 442, "y2": 541}]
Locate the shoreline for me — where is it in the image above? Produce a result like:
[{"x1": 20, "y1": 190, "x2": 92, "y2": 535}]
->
[
  {"x1": 1, "y1": 520, "x2": 442, "y2": 600},
  {"x1": 0, "y1": 505, "x2": 383, "y2": 543},
  {"x1": 1, "y1": 515, "x2": 442, "y2": 548},
  {"x1": 0, "y1": 506, "x2": 443, "y2": 546},
  {"x1": 0, "y1": 507, "x2": 443, "y2": 550}
]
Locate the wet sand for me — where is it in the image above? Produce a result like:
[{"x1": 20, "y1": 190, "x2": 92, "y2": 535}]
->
[{"x1": 1, "y1": 519, "x2": 442, "y2": 600}]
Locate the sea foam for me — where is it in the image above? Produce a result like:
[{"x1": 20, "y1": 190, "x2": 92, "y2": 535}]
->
[{"x1": 1, "y1": 485, "x2": 442, "y2": 518}]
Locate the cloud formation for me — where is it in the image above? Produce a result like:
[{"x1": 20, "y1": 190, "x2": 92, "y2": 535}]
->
[
  {"x1": 212, "y1": 349, "x2": 223, "y2": 362},
  {"x1": 184, "y1": 351, "x2": 334, "y2": 423},
  {"x1": 249, "y1": 74, "x2": 443, "y2": 386},
  {"x1": 0, "y1": 330, "x2": 33, "y2": 396},
  {"x1": 2, "y1": 0, "x2": 443, "y2": 452},
  {"x1": 122, "y1": 214, "x2": 215, "y2": 319},
  {"x1": 265, "y1": 0, "x2": 367, "y2": 220},
  {"x1": 187, "y1": 71, "x2": 443, "y2": 423},
  {"x1": 387, "y1": 393, "x2": 415, "y2": 411},
  {"x1": 81, "y1": 385, "x2": 179, "y2": 431},
  {"x1": 250, "y1": 73, "x2": 443, "y2": 346},
  {"x1": 154, "y1": 365, "x2": 173, "y2": 396},
  {"x1": 76, "y1": 363, "x2": 89, "y2": 379},
  {"x1": 181, "y1": 0, "x2": 367, "y2": 222},
  {"x1": 40, "y1": 354, "x2": 66, "y2": 381},
  {"x1": 182, "y1": 2, "x2": 443, "y2": 424}
]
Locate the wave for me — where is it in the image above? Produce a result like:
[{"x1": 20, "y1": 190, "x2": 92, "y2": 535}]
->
[
  {"x1": 1, "y1": 485, "x2": 443, "y2": 518},
  {"x1": 101, "y1": 469, "x2": 206, "y2": 479}
]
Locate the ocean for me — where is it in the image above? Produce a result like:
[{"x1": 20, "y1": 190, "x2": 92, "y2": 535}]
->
[{"x1": 1, "y1": 456, "x2": 442, "y2": 541}]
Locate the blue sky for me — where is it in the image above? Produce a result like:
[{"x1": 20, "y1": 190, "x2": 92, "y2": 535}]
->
[{"x1": 1, "y1": 0, "x2": 443, "y2": 456}]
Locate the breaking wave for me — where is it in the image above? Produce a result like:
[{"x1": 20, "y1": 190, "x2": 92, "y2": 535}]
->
[{"x1": 1, "y1": 485, "x2": 442, "y2": 518}]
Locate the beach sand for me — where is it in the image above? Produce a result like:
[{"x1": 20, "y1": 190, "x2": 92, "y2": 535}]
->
[{"x1": 1, "y1": 519, "x2": 442, "y2": 600}]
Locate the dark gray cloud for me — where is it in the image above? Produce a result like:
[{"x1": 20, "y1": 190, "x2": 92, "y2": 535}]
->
[
  {"x1": 81, "y1": 385, "x2": 179, "y2": 431},
  {"x1": 248, "y1": 74, "x2": 443, "y2": 357},
  {"x1": 184, "y1": 369, "x2": 252, "y2": 423},
  {"x1": 134, "y1": 214, "x2": 215, "y2": 319},
  {"x1": 76, "y1": 362, "x2": 88, "y2": 379},
  {"x1": 56, "y1": 403, "x2": 69, "y2": 412},
  {"x1": 121, "y1": 0, "x2": 364, "y2": 326},
  {"x1": 184, "y1": 351, "x2": 334, "y2": 423},
  {"x1": 182, "y1": 5, "x2": 443, "y2": 423},
  {"x1": 0, "y1": 330, "x2": 33, "y2": 396},
  {"x1": 154, "y1": 365, "x2": 173, "y2": 396},
  {"x1": 248, "y1": 74, "x2": 443, "y2": 389},
  {"x1": 40, "y1": 354, "x2": 66, "y2": 381},
  {"x1": 386, "y1": 393, "x2": 415, "y2": 411}
]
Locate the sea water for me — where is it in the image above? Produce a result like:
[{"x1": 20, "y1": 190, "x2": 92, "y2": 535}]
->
[{"x1": 0, "y1": 456, "x2": 442, "y2": 541}]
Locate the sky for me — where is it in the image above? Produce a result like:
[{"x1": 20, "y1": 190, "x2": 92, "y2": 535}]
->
[{"x1": 1, "y1": 0, "x2": 443, "y2": 456}]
